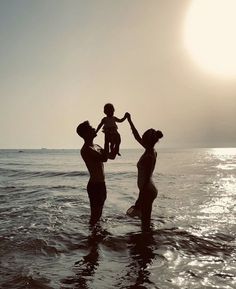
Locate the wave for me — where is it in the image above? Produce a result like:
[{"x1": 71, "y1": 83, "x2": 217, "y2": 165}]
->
[
  {"x1": 1, "y1": 226, "x2": 235, "y2": 289},
  {"x1": 0, "y1": 271, "x2": 53, "y2": 289},
  {"x1": 0, "y1": 185, "x2": 81, "y2": 198},
  {"x1": 152, "y1": 228, "x2": 235, "y2": 257},
  {"x1": 98, "y1": 228, "x2": 235, "y2": 258},
  {"x1": 0, "y1": 167, "x2": 88, "y2": 178},
  {"x1": 0, "y1": 167, "x2": 138, "y2": 180}
]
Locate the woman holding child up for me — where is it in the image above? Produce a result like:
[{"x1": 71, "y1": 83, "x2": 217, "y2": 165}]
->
[{"x1": 126, "y1": 113, "x2": 163, "y2": 232}]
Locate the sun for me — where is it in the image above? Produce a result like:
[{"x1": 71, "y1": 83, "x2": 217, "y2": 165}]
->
[{"x1": 183, "y1": 0, "x2": 236, "y2": 77}]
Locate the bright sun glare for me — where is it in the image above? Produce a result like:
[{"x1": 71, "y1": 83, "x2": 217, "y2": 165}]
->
[{"x1": 184, "y1": 0, "x2": 236, "y2": 77}]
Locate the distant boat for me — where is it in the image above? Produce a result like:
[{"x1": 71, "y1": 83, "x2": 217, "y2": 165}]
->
[{"x1": 18, "y1": 150, "x2": 24, "y2": 153}]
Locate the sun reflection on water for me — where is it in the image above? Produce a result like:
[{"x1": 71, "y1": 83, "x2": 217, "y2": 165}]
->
[
  {"x1": 210, "y1": 148, "x2": 236, "y2": 161},
  {"x1": 200, "y1": 175, "x2": 236, "y2": 217},
  {"x1": 200, "y1": 148, "x2": 236, "y2": 220}
]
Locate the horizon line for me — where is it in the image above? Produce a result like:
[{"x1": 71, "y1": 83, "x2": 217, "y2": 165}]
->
[{"x1": 0, "y1": 147, "x2": 236, "y2": 150}]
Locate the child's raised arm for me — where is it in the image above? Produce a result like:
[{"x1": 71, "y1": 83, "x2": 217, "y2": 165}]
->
[
  {"x1": 115, "y1": 112, "x2": 128, "y2": 123},
  {"x1": 95, "y1": 118, "x2": 105, "y2": 133}
]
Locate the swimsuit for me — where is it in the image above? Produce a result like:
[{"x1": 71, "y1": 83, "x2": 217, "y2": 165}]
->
[{"x1": 87, "y1": 181, "x2": 107, "y2": 208}]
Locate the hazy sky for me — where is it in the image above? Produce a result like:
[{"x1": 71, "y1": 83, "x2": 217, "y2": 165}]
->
[{"x1": 1, "y1": 0, "x2": 236, "y2": 149}]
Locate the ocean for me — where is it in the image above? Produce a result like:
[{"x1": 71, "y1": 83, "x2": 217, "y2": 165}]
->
[{"x1": 0, "y1": 148, "x2": 235, "y2": 289}]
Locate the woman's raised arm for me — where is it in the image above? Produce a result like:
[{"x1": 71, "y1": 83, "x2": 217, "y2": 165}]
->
[{"x1": 127, "y1": 114, "x2": 143, "y2": 147}]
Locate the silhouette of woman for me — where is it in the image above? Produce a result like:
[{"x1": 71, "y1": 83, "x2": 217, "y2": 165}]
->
[{"x1": 126, "y1": 113, "x2": 163, "y2": 232}]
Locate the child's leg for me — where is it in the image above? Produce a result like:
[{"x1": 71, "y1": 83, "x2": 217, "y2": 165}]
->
[
  {"x1": 116, "y1": 133, "x2": 121, "y2": 155},
  {"x1": 111, "y1": 133, "x2": 121, "y2": 157},
  {"x1": 104, "y1": 134, "x2": 110, "y2": 155}
]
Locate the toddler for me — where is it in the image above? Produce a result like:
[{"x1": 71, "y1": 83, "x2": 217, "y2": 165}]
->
[{"x1": 96, "y1": 103, "x2": 128, "y2": 159}]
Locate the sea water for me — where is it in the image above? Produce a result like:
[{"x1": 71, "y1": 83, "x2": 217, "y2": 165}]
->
[{"x1": 0, "y1": 148, "x2": 235, "y2": 289}]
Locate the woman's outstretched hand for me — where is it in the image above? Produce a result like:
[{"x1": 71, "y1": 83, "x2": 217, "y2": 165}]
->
[
  {"x1": 125, "y1": 112, "x2": 131, "y2": 121},
  {"x1": 125, "y1": 113, "x2": 143, "y2": 146}
]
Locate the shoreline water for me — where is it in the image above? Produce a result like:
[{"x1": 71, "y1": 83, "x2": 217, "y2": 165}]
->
[{"x1": 0, "y1": 148, "x2": 235, "y2": 288}]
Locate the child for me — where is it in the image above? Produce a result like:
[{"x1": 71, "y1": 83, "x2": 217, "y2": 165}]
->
[{"x1": 96, "y1": 103, "x2": 128, "y2": 159}]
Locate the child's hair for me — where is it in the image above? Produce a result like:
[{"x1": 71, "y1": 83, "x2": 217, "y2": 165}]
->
[{"x1": 104, "y1": 103, "x2": 114, "y2": 117}]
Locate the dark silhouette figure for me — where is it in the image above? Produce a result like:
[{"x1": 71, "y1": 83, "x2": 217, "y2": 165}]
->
[
  {"x1": 77, "y1": 121, "x2": 108, "y2": 226},
  {"x1": 126, "y1": 113, "x2": 163, "y2": 232},
  {"x1": 96, "y1": 103, "x2": 128, "y2": 159}
]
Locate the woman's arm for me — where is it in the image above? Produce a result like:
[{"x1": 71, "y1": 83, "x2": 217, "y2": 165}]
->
[{"x1": 127, "y1": 114, "x2": 143, "y2": 147}]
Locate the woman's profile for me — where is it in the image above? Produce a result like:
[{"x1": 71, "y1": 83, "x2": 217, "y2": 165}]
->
[{"x1": 126, "y1": 113, "x2": 163, "y2": 232}]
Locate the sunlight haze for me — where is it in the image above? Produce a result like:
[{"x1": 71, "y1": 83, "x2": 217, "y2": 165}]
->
[{"x1": 1, "y1": 0, "x2": 236, "y2": 149}]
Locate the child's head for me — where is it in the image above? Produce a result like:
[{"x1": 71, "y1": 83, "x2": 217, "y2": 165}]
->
[{"x1": 104, "y1": 103, "x2": 114, "y2": 117}]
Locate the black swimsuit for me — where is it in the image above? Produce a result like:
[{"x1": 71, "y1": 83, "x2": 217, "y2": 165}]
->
[{"x1": 87, "y1": 181, "x2": 107, "y2": 208}]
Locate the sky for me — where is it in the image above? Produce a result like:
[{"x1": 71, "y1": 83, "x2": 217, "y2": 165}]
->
[{"x1": 1, "y1": 0, "x2": 236, "y2": 149}]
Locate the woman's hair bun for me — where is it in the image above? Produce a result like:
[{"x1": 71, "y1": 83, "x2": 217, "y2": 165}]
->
[{"x1": 156, "y1": 130, "x2": 163, "y2": 140}]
